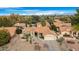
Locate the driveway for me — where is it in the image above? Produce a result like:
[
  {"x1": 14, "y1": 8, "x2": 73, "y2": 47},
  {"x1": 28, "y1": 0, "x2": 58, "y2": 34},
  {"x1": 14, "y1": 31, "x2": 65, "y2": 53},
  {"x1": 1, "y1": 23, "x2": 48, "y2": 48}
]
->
[
  {"x1": 0, "y1": 34, "x2": 34, "y2": 51},
  {"x1": 43, "y1": 40, "x2": 61, "y2": 51},
  {"x1": 0, "y1": 35, "x2": 48, "y2": 51},
  {"x1": 0, "y1": 35, "x2": 61, "y2": 51}
]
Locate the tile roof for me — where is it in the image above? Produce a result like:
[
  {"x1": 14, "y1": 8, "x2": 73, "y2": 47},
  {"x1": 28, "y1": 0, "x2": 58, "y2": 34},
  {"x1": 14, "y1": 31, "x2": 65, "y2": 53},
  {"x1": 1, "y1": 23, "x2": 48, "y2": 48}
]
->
[
  {"x1": 54, "y1": 19, "x2": 71, "y2": 32},
  {"x1": 0, "y1": 27, "x2": 16, "y2": 37},
  {"x1": 26, "y1": 26, "x2": 55, "y2": 36}
]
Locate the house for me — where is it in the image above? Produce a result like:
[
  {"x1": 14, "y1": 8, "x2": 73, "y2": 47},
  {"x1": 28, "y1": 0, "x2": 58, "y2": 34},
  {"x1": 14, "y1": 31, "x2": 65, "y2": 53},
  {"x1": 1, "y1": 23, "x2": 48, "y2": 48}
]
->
[
  {"x1": 25, "y1": 24, "x2": 56, "y2": 40},
  {"x1": 54, "y1": 19, "x2": 72, "y2": 36}
]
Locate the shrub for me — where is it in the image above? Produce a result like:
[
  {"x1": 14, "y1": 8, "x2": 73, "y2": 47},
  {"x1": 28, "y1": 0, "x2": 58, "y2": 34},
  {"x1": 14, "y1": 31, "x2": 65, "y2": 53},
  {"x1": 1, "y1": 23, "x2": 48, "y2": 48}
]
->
[
  {"x1": 40, "y1": 21, "x2": 46, "y2": 26},
  {"x1": 67, "y1": 40, "x2": 75, "y2": 44},
  {"x1": 16, "y1": 27, "x2": 22, "y2": 34},
  {"x1": 56, "y1": 37, "x2": 64, "y2": 45},
  {"x1": 29, "y1": 39, "x2": 32, "y2": 44},
  {"x1": 23, "y1": 33, "x2": 30, "y2": 42},
  {"x1": 0, "y1": 30, "x2": 11, "y2": 46},
  {"x1": 50, "y1": 24, "x2": 58, "y2": 32},
  {"x1": 0, "y1": 16, "x2": 16, "y2": 27},
  {"x1": 63, "y1": 33, "x2": 70, "y2": 37},
  {"x1": 34, "y1": 43, "x2": 41, "y2": 51}
]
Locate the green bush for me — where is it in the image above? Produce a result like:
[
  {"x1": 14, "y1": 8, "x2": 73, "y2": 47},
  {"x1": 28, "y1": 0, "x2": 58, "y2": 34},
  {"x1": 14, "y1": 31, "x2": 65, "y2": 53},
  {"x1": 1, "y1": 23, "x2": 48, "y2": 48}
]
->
[
  {"x1": 0, "y1": 30, "x2": 11, "y2": 46},
  {"x1": 16, "y1": 27, "x2": 22, "y2": 34},
  {"x1": 50, "y1": 24, "x2": 58, "y2": 32},
  {"x1": 0, "y1": 16, "x2": 16, "y2": 27},
  {"x1": 41, "y1": 21, "x2": 46, "y2": 26}
]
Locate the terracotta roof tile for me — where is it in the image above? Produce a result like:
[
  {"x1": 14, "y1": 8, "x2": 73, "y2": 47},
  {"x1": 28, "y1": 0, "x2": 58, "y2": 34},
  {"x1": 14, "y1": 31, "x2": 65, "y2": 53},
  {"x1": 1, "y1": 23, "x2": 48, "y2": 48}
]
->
[
  {"x1": 26, "y1": 26, "x2": 55, "y2": 35},
  {"x1": 0, "y1": 27, "x2": 16, "y2": 37}
]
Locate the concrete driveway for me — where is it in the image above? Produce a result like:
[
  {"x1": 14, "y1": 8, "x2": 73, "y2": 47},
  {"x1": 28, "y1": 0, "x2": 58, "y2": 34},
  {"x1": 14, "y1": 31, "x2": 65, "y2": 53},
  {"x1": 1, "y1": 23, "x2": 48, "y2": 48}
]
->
[{"x1": 43, "y1": 40, "x2": 61, "y2": 51}]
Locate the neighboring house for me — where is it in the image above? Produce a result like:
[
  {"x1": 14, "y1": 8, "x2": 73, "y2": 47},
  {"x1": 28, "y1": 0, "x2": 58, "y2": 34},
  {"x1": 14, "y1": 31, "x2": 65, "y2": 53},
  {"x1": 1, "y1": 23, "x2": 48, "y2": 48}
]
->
[
  {"x1": 0, "y1": 27, "x2": 16, "y2": 37},
  {"x1": 54, "y1": 19, "x2": 72, "y2": 36}
]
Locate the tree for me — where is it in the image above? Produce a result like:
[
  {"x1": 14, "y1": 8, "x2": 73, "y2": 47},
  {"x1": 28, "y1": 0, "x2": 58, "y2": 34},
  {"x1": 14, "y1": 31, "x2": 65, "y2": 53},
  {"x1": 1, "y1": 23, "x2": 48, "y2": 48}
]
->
[
  {"x1": 70, "y1": 9, "x2": 79, "y2": 25},
  {"x1": 9, "y1": 14, "x2": 19, "y2": 22},
  {"x1": 16, "y1": 27, "x2": 22, "y2": 34},
  {"x1": 73, "y1": 24, "x2": 79, "y2": 31},
  {"x1": 70, "y1": 9, "x2": 79, "y2": 31},
  {"x1": 74, "y1": 9, "x2": 79, "y2": 24},
  {"x1": 40, "y1": 20, "x2": 46, "y2": 26},
  {"x1": 25, "y1": 17, "x2": 33, "y2": 24},
  {"x1": 60, "y1": 16, "x2": 71, "y2": 23},
  {"x1": 31, "y1": 15, "x2": 40, "y2": 24},
  {"x1": 39, "y1": 16, "x2": 47, "y2": 26},
  {"x1": 0, "y1": 16, "x2": 16, "y2": 27},
  {"x1": 46, "y1": 16, "x2": 54, "y2": 25},
  {"x1": 50, "y1": 24, "x2": 58, "y2": 32},
  {"x1": 0, "y1": 29, "x2": 11, "y2": 46}
]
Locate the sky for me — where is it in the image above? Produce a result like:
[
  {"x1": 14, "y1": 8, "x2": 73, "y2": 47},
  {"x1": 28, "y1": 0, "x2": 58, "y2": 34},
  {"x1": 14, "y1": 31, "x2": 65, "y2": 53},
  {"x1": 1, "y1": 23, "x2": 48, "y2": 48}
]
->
[{"x1": 0, "y1": 7, "x2": 78, "y2": 16}]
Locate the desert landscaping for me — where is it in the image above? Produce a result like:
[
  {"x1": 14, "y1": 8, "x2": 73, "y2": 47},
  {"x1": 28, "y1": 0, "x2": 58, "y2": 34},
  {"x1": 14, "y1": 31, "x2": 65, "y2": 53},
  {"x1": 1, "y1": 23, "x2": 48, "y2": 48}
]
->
[{"x1": 0, "y1": 7, "x2": 79, "y2": 51}]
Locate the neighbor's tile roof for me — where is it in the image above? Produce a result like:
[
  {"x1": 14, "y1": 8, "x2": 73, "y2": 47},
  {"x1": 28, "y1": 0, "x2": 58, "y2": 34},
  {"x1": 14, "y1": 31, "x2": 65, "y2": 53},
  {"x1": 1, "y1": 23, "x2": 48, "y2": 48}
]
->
[
  {"x1": 0, "y1": 27, "x2": 16, "y2": 37},
  {"x1": 54, "y1": 19, "x2": 72, "y2": 32}
]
